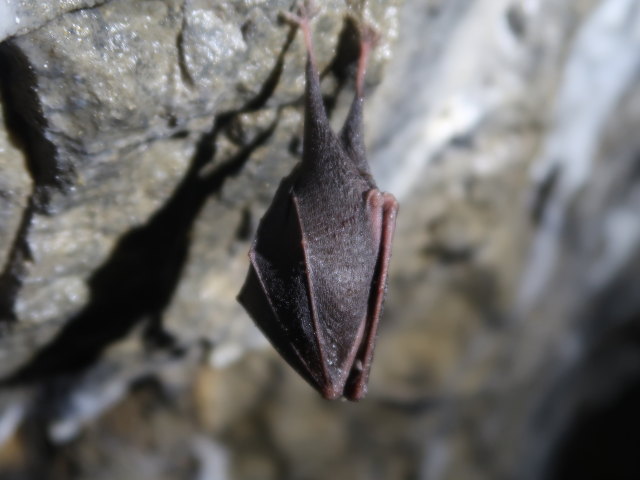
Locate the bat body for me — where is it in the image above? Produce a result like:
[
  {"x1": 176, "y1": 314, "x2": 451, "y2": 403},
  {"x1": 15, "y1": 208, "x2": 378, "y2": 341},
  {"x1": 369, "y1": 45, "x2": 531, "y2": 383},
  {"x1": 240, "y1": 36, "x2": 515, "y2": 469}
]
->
[{"x1": 238, "y1": 10, "x2": 398, "y2": 401}]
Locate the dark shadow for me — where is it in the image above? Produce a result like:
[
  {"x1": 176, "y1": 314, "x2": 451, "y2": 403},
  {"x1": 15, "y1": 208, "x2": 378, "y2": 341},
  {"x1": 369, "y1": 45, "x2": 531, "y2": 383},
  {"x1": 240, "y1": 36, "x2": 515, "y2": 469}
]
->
[
  {"x1": 544, "y1": 320, "x2": 640, "y2": 480},
  {"x1": 321, "y1": 16, "x2": 363, "y2": 118},
  {"x1": 0, "y1": 41, "x2": 73, "y2": 322},
  {"x1": 535, "y1": 244, "x2": 640, "y2": 480},
  {"x1": 0, "y1": 41, "x2": 72, "y2": 204},
  {"x1": 0, "y1": 26, "x2": 295, "y2": 386}
]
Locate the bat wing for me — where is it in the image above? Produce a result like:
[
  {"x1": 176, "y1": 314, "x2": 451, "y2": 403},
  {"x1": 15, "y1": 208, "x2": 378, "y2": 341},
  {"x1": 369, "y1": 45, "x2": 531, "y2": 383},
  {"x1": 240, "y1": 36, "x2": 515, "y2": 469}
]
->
[
  {"x1": 291, "y1": 178, "x2": 385, "y2": 398},
  {"x1": 237, "y1": 174, "x2": 326, "y2": 390},
  {"x1": 344, "y1": 191, "x2": 399, "y2": 400},
  {"x1": 239, "y1": 175, "x2": 398, "y2": 400}
]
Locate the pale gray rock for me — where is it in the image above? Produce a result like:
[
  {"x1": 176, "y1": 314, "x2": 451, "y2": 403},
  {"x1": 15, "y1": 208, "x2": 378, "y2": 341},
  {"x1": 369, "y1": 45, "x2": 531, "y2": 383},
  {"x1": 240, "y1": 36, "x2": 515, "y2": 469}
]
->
[
  {"x1": 413, "y1": 0, "x2": 640, "y2": 479},
  {"x1": 0, "y1": 0, "x2": 371, "y2": 375},
  {"x1": 0, "y1": 0, "x2": 107, "y2": 41},
  {"x1": 0, "y1": 107, "x2": 31, "y2": 276}
]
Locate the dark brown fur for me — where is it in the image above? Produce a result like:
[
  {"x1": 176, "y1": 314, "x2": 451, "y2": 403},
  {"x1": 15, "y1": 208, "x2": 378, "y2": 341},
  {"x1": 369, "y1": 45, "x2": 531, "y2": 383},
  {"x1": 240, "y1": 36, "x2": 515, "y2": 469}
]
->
[{"x1": 238, "y1": 10, "x2": 398, "y2": 400}]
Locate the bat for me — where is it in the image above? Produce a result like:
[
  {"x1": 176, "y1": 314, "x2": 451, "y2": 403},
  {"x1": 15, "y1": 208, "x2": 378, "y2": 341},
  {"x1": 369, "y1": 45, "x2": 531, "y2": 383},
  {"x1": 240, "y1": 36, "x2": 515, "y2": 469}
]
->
[{"x1": 237, "y1": 3, "x2": 398, "y2": 401}]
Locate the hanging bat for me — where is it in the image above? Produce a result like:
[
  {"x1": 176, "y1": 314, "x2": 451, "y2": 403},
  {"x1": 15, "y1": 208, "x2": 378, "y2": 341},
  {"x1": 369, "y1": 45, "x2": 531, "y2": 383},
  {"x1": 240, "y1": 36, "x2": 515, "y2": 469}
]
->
[{"x1": 238, "y1": 4, "x2": 398, "y2": 401}]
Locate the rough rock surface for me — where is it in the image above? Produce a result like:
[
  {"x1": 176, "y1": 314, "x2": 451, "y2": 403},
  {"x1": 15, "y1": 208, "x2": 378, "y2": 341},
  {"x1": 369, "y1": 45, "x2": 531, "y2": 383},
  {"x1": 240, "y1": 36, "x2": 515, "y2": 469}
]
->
[
  {"x1": 0, "y1": 0, "x2": 639, "y2": 479},
  {"x1": 0, "y1": 1, "x2": 108, "y2": 41}
]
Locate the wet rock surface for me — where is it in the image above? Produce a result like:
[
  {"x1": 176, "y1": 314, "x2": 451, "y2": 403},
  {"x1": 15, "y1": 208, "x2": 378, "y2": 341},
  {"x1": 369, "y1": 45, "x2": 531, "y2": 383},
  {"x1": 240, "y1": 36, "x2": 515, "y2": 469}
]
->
[{"x1": 1, "y1": 0, "x2": 639, "y2": 479}]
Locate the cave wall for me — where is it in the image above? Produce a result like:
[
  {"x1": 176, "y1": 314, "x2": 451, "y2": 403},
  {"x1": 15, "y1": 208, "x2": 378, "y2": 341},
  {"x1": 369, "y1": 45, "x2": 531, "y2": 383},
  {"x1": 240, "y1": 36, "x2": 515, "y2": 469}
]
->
[{"x1": 1, "y1": 0, "x2": 639, "y2": 479}]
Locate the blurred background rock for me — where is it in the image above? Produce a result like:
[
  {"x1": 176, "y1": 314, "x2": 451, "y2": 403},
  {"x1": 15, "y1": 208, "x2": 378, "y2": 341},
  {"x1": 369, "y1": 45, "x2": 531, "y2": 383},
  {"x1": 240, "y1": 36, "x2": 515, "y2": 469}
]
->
[{"x1": 0, "y1": 0, "x2": 639, "y2": 479}]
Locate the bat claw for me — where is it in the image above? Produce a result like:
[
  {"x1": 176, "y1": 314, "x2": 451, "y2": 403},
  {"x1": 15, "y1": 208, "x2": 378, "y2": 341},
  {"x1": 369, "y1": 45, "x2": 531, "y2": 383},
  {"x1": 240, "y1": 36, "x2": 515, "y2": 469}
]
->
[
  {"x1": 280, "y1": 0, "x2": 319, "y2": 28},
  {"x1": 279, "y1": 0, "x2": 319, "y2": 64}
]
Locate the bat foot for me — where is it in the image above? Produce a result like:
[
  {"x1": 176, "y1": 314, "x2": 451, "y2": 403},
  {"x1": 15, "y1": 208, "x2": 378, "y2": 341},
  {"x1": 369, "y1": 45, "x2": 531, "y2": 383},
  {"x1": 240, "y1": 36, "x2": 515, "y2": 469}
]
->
[
  {"x1": 280, "y1": 1, "x2": 319, "y2": 28},
  {"x1": 280, "y1": 1, "x2": 320, "y2": 66},
  {"x1": 359, "y1": 23, "x2": 381, "y2": 51},
  {"x1": 355, "y1": 23, "x2": 380, "y2": 96}
]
